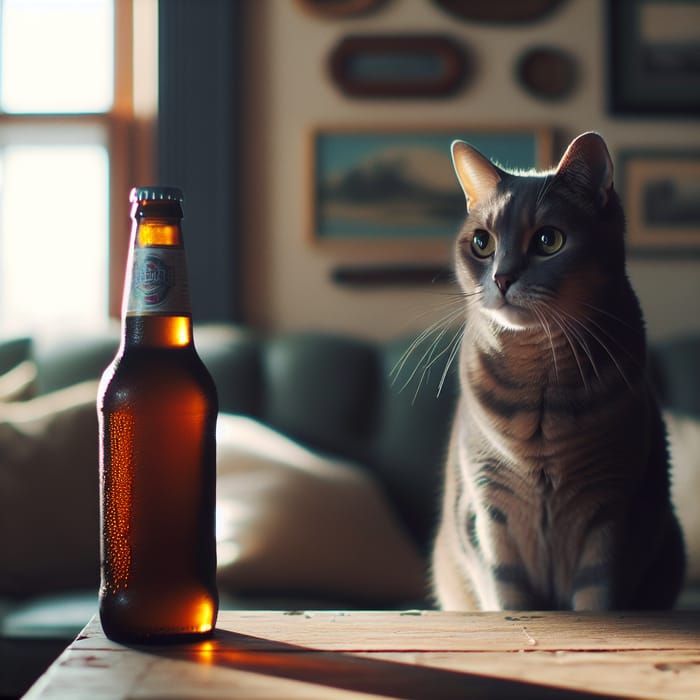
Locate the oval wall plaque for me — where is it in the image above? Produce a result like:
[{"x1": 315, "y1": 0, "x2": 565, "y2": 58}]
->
[
  {"x1": 329, "y1": 35, "x2": 470, "y2": 98},
  {"x1": 296, "y1": 0, "x2": 388, "y2": 19},
  {"x1": 432, "y1": 0, "x2": 566, "y2": 23},
  {"x1": 516, "y1": 46, "x2": 578, "y2": 101}
]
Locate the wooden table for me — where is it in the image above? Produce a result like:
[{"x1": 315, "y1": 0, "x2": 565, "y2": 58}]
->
[{"x1": 23, "y1": 610, "x2": 700, "y2": 699}]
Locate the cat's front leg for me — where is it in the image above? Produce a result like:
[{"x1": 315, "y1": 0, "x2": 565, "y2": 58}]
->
[
  {"x1": 433, "y1": 476, "x2": 532, "y2": 610},
  {"x1": 432, "y1": 516, "x2": 480, "y2": 610},
  {"x1": 475, "y1": 506, "x2": 537, "y2": 610},
  {"x1": 432, "y1": 432, "x2": 481, "y2": 610},
  {"x1": 572, "y1": 584, "x2": 611, "y2": 611},
  {"x1": 570, "y1": 528, "x2": 615, "y2": 610}
]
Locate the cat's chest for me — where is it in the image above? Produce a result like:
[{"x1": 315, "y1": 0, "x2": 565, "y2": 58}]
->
[
  {"x1": 465, "y1": 356, "x2": 566, "y2": 436},
  {"x1": 461, "y1": 346, "x2": 631, "y2": 459}
]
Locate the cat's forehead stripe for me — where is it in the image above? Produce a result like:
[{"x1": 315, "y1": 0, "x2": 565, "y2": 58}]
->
[
  {"x1": 520, "y1": 201, "x2": 532, "y2": 235},
  {"x1": 485, "y1": 179, "x2": 547, "y2": 239},
  {"x1": 485, "y1": 192, "x2": 512, "y2": 230}
]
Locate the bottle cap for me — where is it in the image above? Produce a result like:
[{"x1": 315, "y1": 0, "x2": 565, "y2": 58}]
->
[{"x1": 130, "y1": 186, "x2": 184, "y2": 203}]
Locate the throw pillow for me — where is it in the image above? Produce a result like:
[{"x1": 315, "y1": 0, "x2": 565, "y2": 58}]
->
[
  {"x1": 665, "y1": 410, "x2": 700, "y2": 583},
  {"x1": 0, "y1": 360, "x2": 37, "y2": 402},
  {"x1": 0, "y1": 388, "x2": 426, "y2": 604},
  {"x1": 0, "y1": 381, "x2": 100, "y2": 596},
  {"x1": 215, "y1": 414, "x2": 427, "y2": 603}
]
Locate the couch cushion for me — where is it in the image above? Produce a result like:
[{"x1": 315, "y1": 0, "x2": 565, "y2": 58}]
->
[
  {"x1": 0, "y1": 337, "x2": 32, "y2": 376},
  {"x1": 370, "y1": 332, "x2": 458, "y2": 550},
  {"x1": 195, "y1": 324, "x2": 263, "y2": 416},
  {"x1": 651, "y1": 337, "x2": 700, "y2": 417},
  {"x1": 262, "y1": 333, "x2": 379, "y2": 455},
  {"x1": 215, "y1": 414, "x2": 427, "y2": 604},
  {"x1": 666, "y1": 410, "x2": 700, "y2": 584},
  {"x1": 0, "y1": 381, "x2": 100, "y2": 596},
  {"x1": 0, "y1": 376, "x2": 427, "y2": 604},
  {"x1": 0, "y1": 360, "x2": 37, "y2": 402},
  {"x1": 32, "y1": 328, "x2": 119, "y2": 395},
  {"x1": 0, "y1": 337, "x2": 36, "y2": 402},
  {"x1": 0, "y1": 591, "x2": 97, "y2": 639}
]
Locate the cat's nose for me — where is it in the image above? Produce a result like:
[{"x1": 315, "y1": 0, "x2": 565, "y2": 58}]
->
[{"x1": 494, "y1": 273, "x2": 515, "y2": 295}]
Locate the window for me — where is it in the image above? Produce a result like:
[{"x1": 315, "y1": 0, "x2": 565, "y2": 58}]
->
[{"x1": 0, "y1": 0, "x2": 156, "y2": 336}]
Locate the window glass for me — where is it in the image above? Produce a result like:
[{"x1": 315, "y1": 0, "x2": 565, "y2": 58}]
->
[
  {"x1": 0, "y1": 144, "x2": 109, "y2": 334},
  {"x1": 1, "y1": 0, "x2": 113, "y2": 113},
  {"x1": 0, "y1": 0, "x2": 121, "y2": 336}
]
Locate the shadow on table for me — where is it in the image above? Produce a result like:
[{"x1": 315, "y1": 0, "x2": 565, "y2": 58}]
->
[{"x1": 139, "y1": 628, "x2": 618, "y2": 700}]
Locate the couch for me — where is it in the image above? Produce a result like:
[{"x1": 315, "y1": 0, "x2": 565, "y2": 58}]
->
[{"x1": 1, "y1": 323, "x2": 698, "y2": 698}]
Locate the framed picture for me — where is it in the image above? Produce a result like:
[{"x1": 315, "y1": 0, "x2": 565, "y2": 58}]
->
[
  {"x1": 432, "y1": 0, "x2": 566, "y2": 24},
  {"x1": 296, "y1": 0, "x2": 387, "y2": 19},
  {"x1": 329, "y1": 35, "x2": 470, "y2": 98},
  {"x1": 515, "y1": 46, "x2": 578, "y2": 102},
  {"x1": 607, "y1": 0, "x2": 700, "y2": 115},
  {"x1": 618, "y1": 150, "x2": 700, "y2": 256},
  {"x1": 307, "y1": 126, "x2": 553, "y2": 244}
]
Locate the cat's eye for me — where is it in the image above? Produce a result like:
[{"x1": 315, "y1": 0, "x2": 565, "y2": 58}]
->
[
  {"x1": 532, "y1": 227, "x2": 565, "y2": 256},
  {"x1": 470, "y1": 229, "x2": 496, "y2": 258}
]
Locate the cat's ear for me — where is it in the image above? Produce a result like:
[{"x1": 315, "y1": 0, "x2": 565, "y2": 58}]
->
[
  {"x1": 451, "y1": 140, "x2": 501, "y2": 211},
  {"x1": 555, "y1": 132, "x2": 614, "y2": 207}
]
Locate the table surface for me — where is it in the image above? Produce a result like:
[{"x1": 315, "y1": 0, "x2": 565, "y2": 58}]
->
[{"x1": 23, "y1": 610, "x2": 700, "y2": 699}]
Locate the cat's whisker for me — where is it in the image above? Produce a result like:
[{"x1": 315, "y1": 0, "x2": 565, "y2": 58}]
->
[
  {"x1": 569, "y1": 297, "x2": 647, "y2": 374},
  {"x1": 528, "y1": 288, "x2": 592, "y2": 391},
  {"x1": 531, "y1": 305, "x2": 560, "y2": 383},
  {"x1": 410, "y1": 318, "x2": 464, "y2": 402},
  {"x1": 578, "y1": 300, "x2": 643, "y2": 335},
  {"x1": 391, "y1": 303, "x2": 466, "y2": 396},
  {"x1": 393, "y1": 327, "x2": 449, "y2": 391},
  {"x1": 391, "y1": 302, "x2": 462, "y2": 379},
  {"x1": 579, "y1": 310, "x2": 646, "y2": 373},
  {"x1": 546, "y1": 309, "x2": 590, "y2": 392},
  {"x1": 437, "y1": 323, "x2": 465, "y2": 398},
  {"x1": 548, "y1": 305, "x2": 602, "y2": 385},
  {"x1": 563, "y1": 311, "x2": 635, "y2": 387},
  {"x1": 556, "y1": 306, "x2": 634, "y2": 391},
  {"x1": 534, "y1": 173, "x2": 556, "y2": 211},
  {"x1": 577, "y1": 309, "x2": 661, "y2": 396},
  {"x1": 394, "y1": 287, "x2": 482, "y2": 400}
]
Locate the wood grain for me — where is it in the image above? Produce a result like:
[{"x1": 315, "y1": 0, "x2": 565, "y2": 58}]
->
[{"x1": 24, "y1": 611, "x2": 700, "y2": 699}]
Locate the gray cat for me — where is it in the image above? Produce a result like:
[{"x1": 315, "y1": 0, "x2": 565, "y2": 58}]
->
[{"x1": 431, "y1": 132, "x2": 685, "y2": 610}]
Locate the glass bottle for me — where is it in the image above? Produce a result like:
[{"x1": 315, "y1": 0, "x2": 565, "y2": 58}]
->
[{"x1": 97, "y1": 186, "x2": 218, "y2": 643}]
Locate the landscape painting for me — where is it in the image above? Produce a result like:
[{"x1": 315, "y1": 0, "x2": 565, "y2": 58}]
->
[
  {"x1": 309, "y1": 127, "x2": 552, "y2": 242},
  {"x1": 620, "y1": 150, "x2": 700, "y2": 255}
]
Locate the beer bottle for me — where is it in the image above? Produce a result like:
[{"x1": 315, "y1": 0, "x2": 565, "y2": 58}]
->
[{"x1": 97, "y1": 186, "x2": 219, "y2": 643}]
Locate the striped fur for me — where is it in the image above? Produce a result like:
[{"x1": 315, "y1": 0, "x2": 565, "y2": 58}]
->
[{"x1": 431, "y1": 133, "x2": 685, "y2": 610}]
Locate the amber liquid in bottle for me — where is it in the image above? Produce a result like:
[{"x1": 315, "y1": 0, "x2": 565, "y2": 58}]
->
[{"x1": 98, "y1": 188, "x2": 218, "y2": 643}]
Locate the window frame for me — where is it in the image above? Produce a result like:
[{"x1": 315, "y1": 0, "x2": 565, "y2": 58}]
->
[{"x1": 0, "y1": 0, "x2": 155, "y2": 322}]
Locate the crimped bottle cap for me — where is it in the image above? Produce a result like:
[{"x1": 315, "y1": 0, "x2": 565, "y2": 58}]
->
[{"x1": 130, "y1": 186, "x2": 184, "y2": 203}]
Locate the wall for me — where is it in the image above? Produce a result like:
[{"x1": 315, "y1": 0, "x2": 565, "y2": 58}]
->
[{"x1": 241, "y1": 0, "x2": 700, "y2": 342}]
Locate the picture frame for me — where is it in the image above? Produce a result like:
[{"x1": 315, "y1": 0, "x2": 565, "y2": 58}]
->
[
  {"x1": 296, "y1": 0, "x2": 387, "y2": 19},
  {"x1": 607, "y1": 0, "x2": 700, "y2": 115},
  {"x1": 618, "y1": 150, "x2": 700, "y2": 256},
  {"x1": 307, "y1": 126, "x2": 554, "y2": 245},
  {"x1": 431, "y1": 0, "x2": 566, "y2": 24},
  {"x1": 329, "y1": 35, "x2": 470, "y2": 98},
  {"x1": 515, "y1": 46, "x2": 578, "y2": 102}
]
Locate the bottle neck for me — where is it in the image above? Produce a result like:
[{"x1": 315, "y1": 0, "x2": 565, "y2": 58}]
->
[
  {"x1": 123, "y1": 315, "x2": 193, "y2": 348},
  {"x1": 135, "y1": 218, "x2": 182, "y2": 247},
  {"x1": 121, "y1": 215, "x2": 193, "y2": 349}
]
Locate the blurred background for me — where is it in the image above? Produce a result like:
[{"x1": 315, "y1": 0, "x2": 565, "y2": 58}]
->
[{"x1": 0, "y1": 0, "x2": 698, "y2": 344}]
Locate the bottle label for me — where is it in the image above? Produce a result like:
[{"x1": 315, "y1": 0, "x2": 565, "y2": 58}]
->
[{"x1": 126, "y1": 247, "x2": 191, "y2": 316}]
